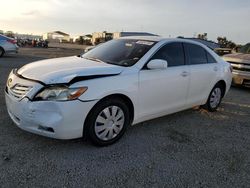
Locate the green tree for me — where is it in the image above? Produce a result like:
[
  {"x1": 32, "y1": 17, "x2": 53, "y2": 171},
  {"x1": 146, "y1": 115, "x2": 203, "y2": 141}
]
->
[
  {"x1": 197, "y1": 33, "x2": 208, "y2": 40},
  {"x1": 217, "y1": 37, "x2": 236, "y2": 49},
  {"x1": 78, "y1": 36, "x2": 84, "y2": 45},
  {"x1": 5, "y1": 31, "x2": 14, "y2": 38}
]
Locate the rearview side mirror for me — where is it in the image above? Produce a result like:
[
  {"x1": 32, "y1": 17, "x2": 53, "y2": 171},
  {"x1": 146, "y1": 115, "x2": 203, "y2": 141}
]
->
[{"x1": 147, "y1": 59, "x2": 168, "y2": 70}]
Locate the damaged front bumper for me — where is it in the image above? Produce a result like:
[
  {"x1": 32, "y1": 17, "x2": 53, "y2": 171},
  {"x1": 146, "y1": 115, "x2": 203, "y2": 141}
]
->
[
  {"x1": 5, "y1": 91, "x2": 97, "y2": 139},
  {"x1": 5, "y1": 70, "x2": 97, "y2": 139}
]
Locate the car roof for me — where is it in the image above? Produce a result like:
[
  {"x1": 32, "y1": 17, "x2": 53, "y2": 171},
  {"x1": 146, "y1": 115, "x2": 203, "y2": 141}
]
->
[
  {"x1": 120, "y1": 36, "x2": 163, "y2": 42},
  {"x1": 119, "y1": 36, "x2": 209, "y2": 47}
]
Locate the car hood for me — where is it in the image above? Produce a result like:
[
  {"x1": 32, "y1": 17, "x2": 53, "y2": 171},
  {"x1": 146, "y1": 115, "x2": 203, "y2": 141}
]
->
[
  {"x1": 223, "y1": 53, "x2": 250, "y2": 64},
  {"x1": 17, "y1": 56, "x2": 125, "y2": 84}
]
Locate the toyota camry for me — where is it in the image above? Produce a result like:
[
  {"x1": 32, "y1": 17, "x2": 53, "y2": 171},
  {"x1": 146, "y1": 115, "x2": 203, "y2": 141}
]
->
[{"x1": 5, "y1": 37, "x2": 232, "y2": 145}]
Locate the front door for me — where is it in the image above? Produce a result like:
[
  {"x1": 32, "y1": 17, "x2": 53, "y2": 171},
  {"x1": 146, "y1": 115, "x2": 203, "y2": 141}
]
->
[{"x1": 138, "y1": 42, "x2": 190, "y2": 121}]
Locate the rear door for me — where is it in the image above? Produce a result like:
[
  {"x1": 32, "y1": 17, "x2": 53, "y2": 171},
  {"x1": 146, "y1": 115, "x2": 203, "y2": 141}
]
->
[
  {"x1": 138, "y1": 42, "x2": 190, "y2": 120},
  {"x1": 184, "y1": 43, "x2": 219, "y2": 106}
]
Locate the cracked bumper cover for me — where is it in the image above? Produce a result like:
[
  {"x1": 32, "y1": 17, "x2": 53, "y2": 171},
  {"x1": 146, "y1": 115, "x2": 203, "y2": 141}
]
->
[{"x1": 5, "y1": 92, "x2": 97, "y2": 139}]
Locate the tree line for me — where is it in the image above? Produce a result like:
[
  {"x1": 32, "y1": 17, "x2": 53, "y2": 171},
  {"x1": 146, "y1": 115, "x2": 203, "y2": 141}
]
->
[{"x1": 197, "y1": 33, "x2": 238, "y2": 49}]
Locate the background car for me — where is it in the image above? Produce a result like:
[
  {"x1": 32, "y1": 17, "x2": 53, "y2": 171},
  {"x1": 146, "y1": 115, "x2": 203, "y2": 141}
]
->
[
  {"x1": 0, "y1": 34, "x2": 18, "y2": 57},
  {"x1": 223, "y1": 43, "x2": 250, "y2": 86}
]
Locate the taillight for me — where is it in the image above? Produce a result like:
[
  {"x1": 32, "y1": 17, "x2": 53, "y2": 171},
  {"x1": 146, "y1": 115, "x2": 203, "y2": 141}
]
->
[{"x1": 7, "y1": 39, "x2": 17, "y2": 44}]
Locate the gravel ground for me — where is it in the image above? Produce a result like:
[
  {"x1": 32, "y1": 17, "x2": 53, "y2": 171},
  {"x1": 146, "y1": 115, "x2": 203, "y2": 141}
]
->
[{"x1": 0, "y1": 48, "x2": 250, "y2": 188}]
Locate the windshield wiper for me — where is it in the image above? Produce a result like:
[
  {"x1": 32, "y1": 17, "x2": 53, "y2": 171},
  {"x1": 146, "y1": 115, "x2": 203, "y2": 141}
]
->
[
  {"x1": 84, "y1": 57, "x2": 105, "y2": 63},
  {"x1": 84, "y1": 57, "x2": 126, "y2": 67}
]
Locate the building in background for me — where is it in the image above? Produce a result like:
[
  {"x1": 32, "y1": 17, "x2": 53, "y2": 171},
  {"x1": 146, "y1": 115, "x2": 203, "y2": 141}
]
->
[
  {"x1": 5, "y1": 31, "x2": 15, "y2": 38},
  {"x1": 91, "y1": 31, "x2": 158, "y2": 45},
  {"x1": 16, "y1": 34, "x2": 42, "y2": 40},
  {"x1": 0, "y1": 30, "x2": 41, "y2": 40},
  {"x1": 73, "y1": 34, "x2": 92, "y2": 45},
  {"x1": 91, "y1": 31, "x2": 113, "y2": 45},
  {"x1": 113, "y1": 32, "x2": 158, "y2": 39},
  {"x1": 43, "y1": 31, "x2": 70, "y2": 43}
]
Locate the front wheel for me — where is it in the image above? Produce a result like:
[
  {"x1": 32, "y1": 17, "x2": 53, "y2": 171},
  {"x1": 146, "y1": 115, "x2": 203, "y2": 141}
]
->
[
  {"x1": 203, "y1": 84, "x2": 224, "y2": 112},
  {"x1": 85, "y1": 98, "x2": 130, "y2": 146}
]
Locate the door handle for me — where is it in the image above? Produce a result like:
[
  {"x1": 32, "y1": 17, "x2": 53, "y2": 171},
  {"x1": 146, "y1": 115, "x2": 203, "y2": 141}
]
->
[
  {"x1": 213, "y1": 67, "x2": 218, "y2": 72},
  {"x1": 181, "y1": 71, "x2": 189, "y2": 77}
]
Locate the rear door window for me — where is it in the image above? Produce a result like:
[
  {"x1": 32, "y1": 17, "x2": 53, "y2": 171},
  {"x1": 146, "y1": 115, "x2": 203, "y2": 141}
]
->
[{"x1": 184, "y1": 43, "x2": 207, "y2": 65}]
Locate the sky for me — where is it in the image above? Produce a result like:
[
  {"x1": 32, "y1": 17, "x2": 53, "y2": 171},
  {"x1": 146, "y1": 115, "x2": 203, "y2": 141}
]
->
[{"x1": 0, "y1": 0, "x2": 249, "y2": 44}]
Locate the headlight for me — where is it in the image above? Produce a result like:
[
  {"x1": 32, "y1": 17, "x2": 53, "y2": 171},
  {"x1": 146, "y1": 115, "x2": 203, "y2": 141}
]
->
[{"x1": 34, "y1": 86, "x2": 88, "y2": 101}]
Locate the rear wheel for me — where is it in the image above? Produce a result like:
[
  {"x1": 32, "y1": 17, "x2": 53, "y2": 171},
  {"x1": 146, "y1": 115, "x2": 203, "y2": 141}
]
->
[
  {"x1": 203, "y1": 84, "x2": 224, "y2": 112},
  {"x1": 0, "y1": 47, "x2": 4, "y2": 57},
  {"x1": 85, "y1": 98, "x2": 130, "y2": 146}
]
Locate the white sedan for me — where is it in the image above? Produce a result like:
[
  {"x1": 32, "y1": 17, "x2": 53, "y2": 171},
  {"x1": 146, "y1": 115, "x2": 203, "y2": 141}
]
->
[{"x1": 5, "y1": 37, "x2": 232, "y2": 145}]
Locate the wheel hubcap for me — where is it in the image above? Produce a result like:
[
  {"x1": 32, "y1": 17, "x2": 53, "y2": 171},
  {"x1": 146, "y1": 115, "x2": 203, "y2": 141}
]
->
[
  {"x1": 210, "y1": 88, "x2": 221, "y2": 108},
  {"x1": 94, "y1": 106, "x2": 125, "y2": 141}
]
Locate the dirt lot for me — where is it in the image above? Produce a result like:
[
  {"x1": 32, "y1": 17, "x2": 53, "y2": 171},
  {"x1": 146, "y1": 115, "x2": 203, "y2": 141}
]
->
[{"x1": 0, "y1": 48, "x2": 250, "y2": 187}]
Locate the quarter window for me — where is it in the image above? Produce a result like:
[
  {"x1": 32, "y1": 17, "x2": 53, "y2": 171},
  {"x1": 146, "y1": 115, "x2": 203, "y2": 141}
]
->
[
  {"x1": 151, "y1": 43, "x2": 185, "y2": 67},
  {"x1": 184, "y1": 43, "x2": 207, "y2": 65}
]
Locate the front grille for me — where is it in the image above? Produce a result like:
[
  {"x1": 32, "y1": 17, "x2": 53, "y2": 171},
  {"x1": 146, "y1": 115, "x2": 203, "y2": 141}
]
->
[
  {"x1": 243, "y1": 80, "x2": 250, "y2": 87},
  {"x1": 228, "y1": 61, "x2": 250, "y2": 72},
  {"x1": 233, "y1": 67, "x2": 250, "y2": 72},
  {"x1": 9, "y1": 84, "x2": 32, "y2": 99}
]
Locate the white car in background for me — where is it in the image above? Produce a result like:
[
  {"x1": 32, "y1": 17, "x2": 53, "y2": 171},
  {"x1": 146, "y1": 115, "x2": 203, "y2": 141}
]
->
[{"x1": 5, "y1": 37, "x2": 232, "y2": 146}]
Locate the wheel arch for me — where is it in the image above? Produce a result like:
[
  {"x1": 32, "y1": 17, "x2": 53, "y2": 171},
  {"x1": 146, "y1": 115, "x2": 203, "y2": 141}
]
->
[
  {"x1": 83, "y1": 93, "x2": 135, "y2": 137},
  {"x1": 216, "y1": 80, "x2": 226, "y2": 97}
]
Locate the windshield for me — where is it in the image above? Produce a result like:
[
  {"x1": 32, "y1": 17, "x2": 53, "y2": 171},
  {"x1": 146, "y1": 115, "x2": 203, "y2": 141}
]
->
[
  {"x1": 240, "y1": 43, "x2": 250, "y2": 54},
  {"x1": 82, "y1": 39, "x2": 156, "y2": 67}
]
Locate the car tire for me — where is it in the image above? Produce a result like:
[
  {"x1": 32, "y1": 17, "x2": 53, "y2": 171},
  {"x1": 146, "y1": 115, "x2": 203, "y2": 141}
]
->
[
  {"x1": 203, "y1": 83, "x2": 224, "y2": 112},
  {"x1": 85, "y1": 98, "x2": 130, "y2": 146},
  {"x1": 0, "y1": 47, "x2": 4, "y2": 57}
]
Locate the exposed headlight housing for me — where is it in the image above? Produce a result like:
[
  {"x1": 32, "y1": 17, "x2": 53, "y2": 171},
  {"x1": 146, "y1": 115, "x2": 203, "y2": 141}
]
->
[{"x1": 34, "y1": 86, "x2": 88, "y2": 101}]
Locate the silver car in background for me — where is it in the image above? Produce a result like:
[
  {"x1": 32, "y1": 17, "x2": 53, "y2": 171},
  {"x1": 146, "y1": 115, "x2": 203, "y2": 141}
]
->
[
  {"x1": 0, "y1": 34, "x2": 18, "y2": 57},
  {"x1": 223, "y1": 43, "x2": 250, "y2": 86}
]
